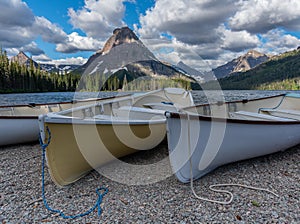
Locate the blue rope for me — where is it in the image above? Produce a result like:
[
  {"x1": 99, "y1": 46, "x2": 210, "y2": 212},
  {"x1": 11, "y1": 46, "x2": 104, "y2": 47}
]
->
[{"x1": 39, "y1": 126, "x2": 108, "y2": 219}]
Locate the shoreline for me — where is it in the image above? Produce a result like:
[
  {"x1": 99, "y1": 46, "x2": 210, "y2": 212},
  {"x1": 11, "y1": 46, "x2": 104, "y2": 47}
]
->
[{"x1": 0, "y1": 142, "x2": 299, "y2": 223}]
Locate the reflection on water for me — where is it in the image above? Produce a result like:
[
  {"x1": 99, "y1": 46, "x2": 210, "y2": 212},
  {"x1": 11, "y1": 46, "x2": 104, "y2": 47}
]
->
[{"x1": 0, "y1": 90, "x2": 298, "y2": 106}]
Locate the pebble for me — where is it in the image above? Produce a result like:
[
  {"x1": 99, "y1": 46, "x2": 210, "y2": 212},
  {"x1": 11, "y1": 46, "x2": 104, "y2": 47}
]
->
[{"x1": 0, "y1": 143, "x2": 299, "y2": 223}]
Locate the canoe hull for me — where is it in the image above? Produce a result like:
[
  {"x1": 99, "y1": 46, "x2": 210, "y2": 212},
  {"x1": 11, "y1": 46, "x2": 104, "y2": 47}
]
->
[
  {"x1": 44, "y1": 121, "x2": 166, "y2": 186},
  {"x1": 0, "y1": 95, "x2": 132, "y2": 146},
  {"x1": 166, "y1": 115, "x2": 300, "y2": 183},
  {"x1": 0, "y1": 117, "x2": 39, "y2": 145}
]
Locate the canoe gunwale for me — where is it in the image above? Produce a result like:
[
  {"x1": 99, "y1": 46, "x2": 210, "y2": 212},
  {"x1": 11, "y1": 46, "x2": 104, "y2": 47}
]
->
[
  {"x1": 182, "y1": 93, "x2": 286, "y2": 110},
  {"x1": 166, "y1": 111, "x2": 300, "y2": 125},
  {"x1": 0, "y1": 115, "x2": 38, "y2": 119},
  {"x1": 43, "y1": 116, "x2": 166, "y2": 125}
]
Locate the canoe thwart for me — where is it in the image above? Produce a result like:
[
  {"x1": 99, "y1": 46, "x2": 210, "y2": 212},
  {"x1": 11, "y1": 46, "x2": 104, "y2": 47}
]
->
[
  {"x1": 260, "y1": 109, "x2": 300, "y2": 120},
  {"x1": 229, "y1": 111, "x2": 295, "y2": 121}
]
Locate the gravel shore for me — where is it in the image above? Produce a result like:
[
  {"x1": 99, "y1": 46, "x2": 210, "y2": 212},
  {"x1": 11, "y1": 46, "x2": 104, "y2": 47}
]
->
[{"x1": 0, "y1": 140, "x2": 299, "y2": 223}]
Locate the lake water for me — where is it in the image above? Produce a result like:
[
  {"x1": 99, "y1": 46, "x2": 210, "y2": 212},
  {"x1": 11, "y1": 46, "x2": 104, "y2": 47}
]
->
[{"x1": 0, "y1": 90, "x2": 298, "y2": 106}]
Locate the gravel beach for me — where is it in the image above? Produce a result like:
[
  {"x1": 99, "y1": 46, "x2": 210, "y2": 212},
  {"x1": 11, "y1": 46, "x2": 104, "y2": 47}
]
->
[{"x1": 0, "y1": 140, "x2": 299, "y2": 223}]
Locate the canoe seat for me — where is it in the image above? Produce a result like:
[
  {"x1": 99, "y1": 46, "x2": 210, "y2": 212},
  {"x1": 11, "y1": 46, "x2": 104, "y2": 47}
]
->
[
  {"x1": 47, "y1": 104, "x2": 62, "y2": 112},
  {"x1": 260, "y1": 109, "x2": 300, "y2": 120},
  {"x1": 0, "y1": 107, "x2": 14, "y2": 115},
  {"x1": 93, "y1": 114, "x2": 117, "y2": 120},
  {"x1": 229, "y1": 111, "x2": 296, "y2": 121},
  {"x1": 116, "y1": 106, "x2": 166, "y2": 115},
  {"x1": 143, "y1": 102, "x2": 178, "y2": 111}
]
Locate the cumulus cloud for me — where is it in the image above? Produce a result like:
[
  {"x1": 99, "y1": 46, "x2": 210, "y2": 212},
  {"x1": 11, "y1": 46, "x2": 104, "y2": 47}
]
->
[
  {"x1": 260, "y1": 29, "x2": 300, "y2": 54},
  {"x1": 229, "y1": 0, "x2": 300, "y2": 33},
  {"x1": 0, "y1": 0, "x2": 36, "y2": 48},
  {"x1": 32, "y1": 54, "x2": 52, "y2": 62},
  {"x1": 33, "y1": 54, "x2": 87, "y2": 65},
  {"x1": 138, "y1": 0, "x2": 238, "y2": 44},
  {"x1": 56, "y1": 32, "x2": 104, "y2": 53},
  {"x1": 220, "y1": 28, "x2": 260, "y2": 52},
  {"x1": 68, "y1": 0, "x2": 127, "y2": 39},
  {"x1": 20, "y1": 42, "x2": 45, "y2": 55},
  {"x1": 0, "y1": 0, "x2": 34, "y2": 28},
  {"x1": 51, "y1": 57, "x2": 88, "y2": 65},
  {"x1": 33, "y1": 17, "x2": 68, "y2": 44},
  {"x1": 142, "y1": 37, "x2": 215, "y2": 71},
  {"x1": 0, "y1": 0, "x2": 67, "y2": 52}
]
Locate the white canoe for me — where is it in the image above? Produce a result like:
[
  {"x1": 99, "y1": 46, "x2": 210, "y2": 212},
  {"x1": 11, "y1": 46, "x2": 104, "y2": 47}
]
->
[
  {"x1": 0, "y1": 96, "x2": 131, "y2": 146},
  {"x1": 39, "y1": 88, "x2": 194, "y2": 186},
  {"x1": 166, "y1": 93, "x2": 300, "y2": 183}
]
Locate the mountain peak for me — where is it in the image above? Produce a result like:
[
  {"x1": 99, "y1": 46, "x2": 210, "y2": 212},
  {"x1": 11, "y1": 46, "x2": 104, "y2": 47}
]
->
[
  {"x1": 245, "y1": 49, "x2": 266, "y2": 58},
  {"x1": 10, "y1": 51, "x2": 37, "y2": 67},
  {"x1": 98, "y1": 26, "x2": 140, "y2": 55},
  {"x1": 213, "y1": 50, "x2": 269, "y2": 78}
]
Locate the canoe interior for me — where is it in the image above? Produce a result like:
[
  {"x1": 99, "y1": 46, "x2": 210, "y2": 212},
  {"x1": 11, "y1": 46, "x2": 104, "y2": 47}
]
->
[
  {"x1": 40, "y1": 88, "x2": 194, "y2": 186},
  {"x1": 184, "y1": 94, "x2": 300, "y2": 120}
]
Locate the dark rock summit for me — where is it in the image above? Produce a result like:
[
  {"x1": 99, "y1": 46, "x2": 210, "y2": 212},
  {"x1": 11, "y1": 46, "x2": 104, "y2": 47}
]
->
[
  {"x1": 98, "y1": 27, "x2": 140, "y2": 55},
  {"x1": 77, "y1": 26, "x2": 157, "y2": 76}
]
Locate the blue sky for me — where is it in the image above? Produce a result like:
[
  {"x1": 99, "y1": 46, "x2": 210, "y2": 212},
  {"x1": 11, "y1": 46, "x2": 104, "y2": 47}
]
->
[{"x1": 1, "y1": 0, "x2": 300, "y2": 69}]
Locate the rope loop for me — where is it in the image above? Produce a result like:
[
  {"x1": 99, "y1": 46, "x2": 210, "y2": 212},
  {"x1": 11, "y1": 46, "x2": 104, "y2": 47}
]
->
[{"x1": 39, "y1": 126, "x2": 108, "y2": 219}]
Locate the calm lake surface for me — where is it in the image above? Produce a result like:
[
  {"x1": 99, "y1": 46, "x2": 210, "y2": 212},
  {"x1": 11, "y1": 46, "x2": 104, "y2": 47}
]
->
[{"x1": 0, "y1": 90, "x2": 298, "y2": 106}]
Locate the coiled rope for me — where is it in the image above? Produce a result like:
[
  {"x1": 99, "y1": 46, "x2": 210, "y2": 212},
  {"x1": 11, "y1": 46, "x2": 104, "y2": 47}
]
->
[{"x1": 39, "y1": 126, "x2": 108, "y2": 219}]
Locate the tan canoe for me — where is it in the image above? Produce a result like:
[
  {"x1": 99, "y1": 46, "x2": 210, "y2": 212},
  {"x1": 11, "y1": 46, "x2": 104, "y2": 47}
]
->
[{"x1": 39, "y1": 88, "x2": 194, "y2": 186}]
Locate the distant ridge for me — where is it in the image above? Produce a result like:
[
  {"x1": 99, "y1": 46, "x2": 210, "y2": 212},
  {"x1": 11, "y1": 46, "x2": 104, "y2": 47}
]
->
[
  {"x1": 10, "y1": 51, "x2": 81, "y2": 74},
  {"x1": 213, "y1": 50, "x2": 269, "y2": 79},
  {"x1": 205, "y1": 47, "x2": 300, "y2": 90}
]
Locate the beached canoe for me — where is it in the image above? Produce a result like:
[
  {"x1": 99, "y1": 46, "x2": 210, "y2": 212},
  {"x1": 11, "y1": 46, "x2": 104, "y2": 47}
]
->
[
  {"x1": 166, "y1": 93, "x2": 300, "y2": 183},
  {"x1": 0, "y1": 95, "x2": 131, "y2": 146},
  {"x1": 39, "y1": 88, "x2": 194, "y2": 186}
]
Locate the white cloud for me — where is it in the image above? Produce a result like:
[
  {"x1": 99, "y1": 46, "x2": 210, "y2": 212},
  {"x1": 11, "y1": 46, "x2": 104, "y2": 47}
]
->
[
  {"x1": 68, "y1": 0, "x2": 127, "y2": 39},
  {"x1": 33, "y1": 54, "x2": 87, "y2": 65},
  {"x1": 33, "y1": 17, "x2": 67, "y2": 44},
  {"x1": 0, "y1": 0, "x2": 36, "y2": 48},
  {"x1": 260, "y1": 29, "x2": 300, "y2": 54},
  {"x1": 0, "y1": 0, "x2": 67, "y2": 53},
  {"x1": 56, "y1": 32, "x2": 104, "y2": 53},
  {"x1": 229, "y1": 0, "x2": 300, "y2": 33},
  {"x1": 138, "y1": 0, "x2": 238, "y2": 44},
  {"x1": 51, "y1": 57, "x2": 88, "y2": 65},
  {"x1": 220, "y1": 28, "x2": 260, "y2": 52},
  {"x1": 142, "y1": 37, "x2": 214, "y2": 71},
  {"x1": 0, "y1": 0, "x2": 34, "y2": 28}
]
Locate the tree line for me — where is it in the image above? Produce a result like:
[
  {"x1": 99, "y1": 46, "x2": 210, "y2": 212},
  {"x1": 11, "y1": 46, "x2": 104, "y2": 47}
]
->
[
  {"x1": 0, "y1": 49, "x2": 80, "y2": 93},
  {"x1": 1, "y1": 48, "x2": 198, "y2": 93}
]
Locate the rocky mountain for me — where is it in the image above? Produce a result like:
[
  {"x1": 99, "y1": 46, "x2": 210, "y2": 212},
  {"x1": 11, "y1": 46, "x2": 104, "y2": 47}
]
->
[
  {"x1": 10, "y1": 51, "x2": 80, "y2": 74},
  {"x1": 175, "y1": 61, "x2": 205, "y2": 83},
  {"x1": 10, "y1": 51, "x2": 38, "y2": 68},
  {"x1": 206, "y1": 47, "x2": 300, "y2": 90},
  {"x1": 213, "y1": 50, "x2": 269, "y2": 79},
  {"x1": 75, "y1": 26, "x2": 199, "y2": 90},
  {"x1": 76, "y1": 27, "x2": 157, "y2": 76}
]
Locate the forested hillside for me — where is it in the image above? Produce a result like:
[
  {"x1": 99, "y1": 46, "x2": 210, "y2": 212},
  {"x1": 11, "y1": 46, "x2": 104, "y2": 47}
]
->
[
  {"x1": 0, "y1": 49, "x2": 80, "y2": 93},
  {"x1": 213, "y1": 48, "x2": 300, "y2": 90}
]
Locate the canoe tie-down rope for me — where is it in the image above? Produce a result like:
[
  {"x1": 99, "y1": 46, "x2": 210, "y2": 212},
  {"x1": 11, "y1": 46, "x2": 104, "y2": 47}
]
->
[
  {"x1": 39, "y1": 126, "x2": 108, "y2": 219},
  {"x1": 185, "y1": 113, "x2": 279, "y2": 204}
]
